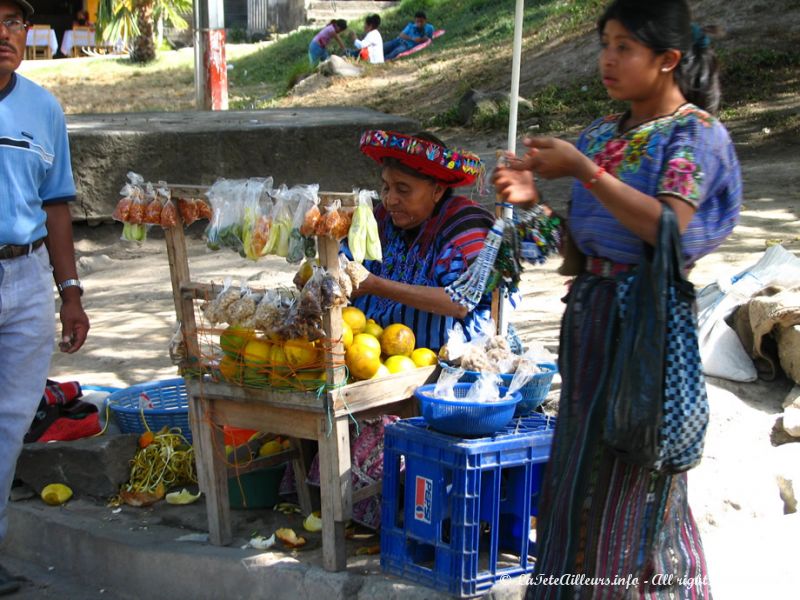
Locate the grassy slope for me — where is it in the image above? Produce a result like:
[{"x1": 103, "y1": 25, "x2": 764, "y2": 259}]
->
[{"x1": 19, "y1": 0, "x2": 799, "y2": 144}]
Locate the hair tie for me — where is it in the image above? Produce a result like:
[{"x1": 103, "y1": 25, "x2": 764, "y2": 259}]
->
[{"x1": 691, "y1": 23, "x2": 710, "y2": 50}]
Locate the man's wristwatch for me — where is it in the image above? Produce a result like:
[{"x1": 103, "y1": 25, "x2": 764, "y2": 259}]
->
[{"x1": 57, "y1": 278, "x2": 84, "y2": 296}]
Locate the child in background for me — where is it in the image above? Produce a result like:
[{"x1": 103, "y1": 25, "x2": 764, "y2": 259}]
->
[
  {"x1": 308, "y1": 19, "x2": 347, "y2": 66},
  {"x1": 349, "y1": 14, "x2": 384, "y2": 64}
]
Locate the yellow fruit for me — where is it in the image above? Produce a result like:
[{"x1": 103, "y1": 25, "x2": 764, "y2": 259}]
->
[
  {"x1": 363, "y1": 319, "x2": 384, "y2": 339},
  {"x1": 342, "y1": 306, "x2": 367, "y2": 334},
  {"x1": 381, "y1": 324, "x2": 416, "y2": 357},
  {"x1": 411, "y1": 347, "x2": 438, "y2": 368},
  {"x1": 371, "y1": 364, "x2": 391, "y2": 379},
  {"x1": 219, "y1": 354, "x2": 242, "y2": 382},
  {"x1": 270, "y1": 344, "x2": 290, "y2": 386},
  {"x1": 284, "y1": 338, "x2": 320, "y2": 369},
  {"x1": 353, "y1": 333, "x2": 381, "y2": 354},
  {"x1": 345, "y1": 344, "x2": 381, "y2": 380},
  {"x1": 242, "y1": 338, "x2": 271, "y2": 368},
  {"x1": 41, "y1": 483, "x2": 72, "y2": 506},
  {"x1": 225, "y1": 444, "x2": 234, "y2": 457},
  {"x1": 258, "y1": 440, "x2": 283, "y2": 457},
  {"x1": 275, "y1": 528, "x2": 307, "y2": 548},
  {"x1": 165, "y1": 489, "x2": 202, "y2": 505},
  {"x1": 220, "y1": 326, "x2": 254, "y2": 357},
  {"x1": 341, "y1": 321, "x2": 354, "y2": 350},
  {"x1": 303, "y1": 512, "x2": 323, "y2": 532},
  {"x1": 295, "y1": 369, "x2": 325, "y2": 390},
  {"x1": 384, "y1": 355, "x2": 417, "y2": 374}
]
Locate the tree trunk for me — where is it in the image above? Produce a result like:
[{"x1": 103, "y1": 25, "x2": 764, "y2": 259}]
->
[{"x1": 131, "y1": 0, "x2": 156, "y2": 63}]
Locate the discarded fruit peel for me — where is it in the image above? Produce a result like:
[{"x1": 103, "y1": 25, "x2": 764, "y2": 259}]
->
[{"x1": 275, "y1": 528, "x2": 307, "y2": 548}]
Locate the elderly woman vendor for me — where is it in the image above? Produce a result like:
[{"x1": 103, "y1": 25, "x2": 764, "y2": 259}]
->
[{"x1": 351, "y1": 130, "x2": 493, "y2": 351}]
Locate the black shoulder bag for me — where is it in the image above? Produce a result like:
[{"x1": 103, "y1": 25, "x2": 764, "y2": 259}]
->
[{"x1": 604, "y1": 205, "x2": 709, "y2": 474}]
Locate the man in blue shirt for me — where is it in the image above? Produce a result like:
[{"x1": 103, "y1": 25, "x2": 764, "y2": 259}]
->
[
  {"x1": 0, "y1": 1, "x2": 89, "y2": 593},
  {"x1": 383, "y1": 10, "x2": 435, "y2": 61}
]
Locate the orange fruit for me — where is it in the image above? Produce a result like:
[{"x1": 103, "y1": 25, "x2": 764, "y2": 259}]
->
[
  {"x1": 284, "y1": 338, "x2": 320, "y2": 369},
  {"x1": 218, "y1": 354, "x2": 242, "y2": 382},
  {"x1": 345, "y1": 344, "x2": 381, "y2": 380},
  {"x1": 342, "y1": 306, "x2": 367, "y2": 334},
  {"x1": 353, "y1": 333, "x2": 381, "y2": 354},
  {"x1": 363, "y1": 319, "x2": 384, "y2": 339},
  {"x1": 411, "y1": 347, "x2": 438, "y2": 368},
  {"x1": 220, "y1": 325, "x2": 254, "y2": 357},
  {"x1": 242, "y1": 337, "x2": 271, "y2": 368},
  {"x1": 138, "y1": 431, "x2": 155, "y2": 449},
  {"x1": 384, "y1": 355, "x2": 417, "y2": 374},
  {"x1": 341, "y1": 321, "x2": 354, "y2": 350},
  {"x1": 381, "y1": 324, "x2": 416, "y2": 357},
  {"x1": 371, "y1": 364, "x2": 391, "y2": 379}
]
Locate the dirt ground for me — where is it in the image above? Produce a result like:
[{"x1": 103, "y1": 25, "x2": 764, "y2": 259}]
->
[{"x1": 44, "y1": 124, "x2": 800, "y2": 596}]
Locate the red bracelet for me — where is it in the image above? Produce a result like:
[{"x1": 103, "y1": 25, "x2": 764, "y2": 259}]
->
[{"x1": 582, "y1": 166, "x2": 607, "y2": 189}]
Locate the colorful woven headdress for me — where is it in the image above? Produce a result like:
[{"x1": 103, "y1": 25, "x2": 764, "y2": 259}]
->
[{"x1": 359, "y1": 130, "x2": 483, "y2": 188}]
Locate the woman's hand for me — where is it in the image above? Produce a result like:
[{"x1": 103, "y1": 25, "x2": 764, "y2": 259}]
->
[
  {"x1": 492, "y1": 154, "x2": 540, "y2": 207},
  {"x1": 520, "y1": 137, "x2": 595, "y2": 182}
]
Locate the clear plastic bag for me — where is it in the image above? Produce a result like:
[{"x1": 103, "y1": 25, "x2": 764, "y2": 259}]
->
[
  {"x1": 287, "y1": 185, "x2": 319, "y2": 264},
  {"x1": 241, "y1": 178, "x2": 274, "y2": 260},
  {"x1": 432, "y1": 366, "x2": 465, "y2": 401},
  {"x1": 205, "y1": 179, "x2": 246, "y2": 253},
  {"x1": 265, "y1": 185, "x2": 294, "y2": 258},
  {"x1": 465, "y1": 373, "x2": 502, "y2": 403}
]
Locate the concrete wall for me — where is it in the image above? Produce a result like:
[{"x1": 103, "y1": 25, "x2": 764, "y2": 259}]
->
[{"x1": 67, "y1": 108, "x2": 417, "y2": 222}]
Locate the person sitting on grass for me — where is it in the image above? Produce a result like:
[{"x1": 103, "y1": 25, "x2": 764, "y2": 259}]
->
[
  {"x1": 382, "y1": 10, "x2": 434, "y2": 61},
  {"x1": 308, "y1": 19, "x2": 348, "y2": 66},
  {"x1": 348, "y1": 13, "x2": 384, "y2": 64}
]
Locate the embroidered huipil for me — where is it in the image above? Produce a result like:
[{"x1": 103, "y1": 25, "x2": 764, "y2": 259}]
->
[
  {"x1": 353, "y1": 195, "x2": 494, "y2": 351},
  {"x1": 569, "y1": 103, "x2": 742, "y2": 266}
]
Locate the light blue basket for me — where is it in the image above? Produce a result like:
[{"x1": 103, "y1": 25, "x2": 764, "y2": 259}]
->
[
  {"x1": 414, "y1": 383, "x2": 521, "y2": 437},
  {"x1": 106, "y1": 378, "x2": 192, "y2": 442}
]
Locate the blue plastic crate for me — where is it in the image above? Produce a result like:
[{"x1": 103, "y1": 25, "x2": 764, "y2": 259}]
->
[
  {"x1": 438, "y1": 361, "x2": 558, "y2": 415},
  {"x1": 381, "y1": 415, "x2": 555, "y2": 597},
  {"x1": 106, "y1": 378, "x2": 192, "y2": 443},
  {"x1": 414, "y1": 383, "x2": 521, "y2": 437}
]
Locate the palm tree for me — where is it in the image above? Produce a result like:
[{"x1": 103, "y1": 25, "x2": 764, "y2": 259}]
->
[{"x1": 96, "y1": 0, "x2": 191, "y2": 64}]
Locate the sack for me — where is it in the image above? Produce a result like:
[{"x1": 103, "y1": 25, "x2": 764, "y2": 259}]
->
[{"x1": 604, "y1": 205, "x2": 709, "y2": 473}]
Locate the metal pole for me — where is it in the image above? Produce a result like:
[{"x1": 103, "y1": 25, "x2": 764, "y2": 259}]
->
[
  {"x1": 497, "y1": 0, "x2": 526, "y2": 336},
  {"x1": 193, "y1": 0, "x2": 228, "y2": 110}
]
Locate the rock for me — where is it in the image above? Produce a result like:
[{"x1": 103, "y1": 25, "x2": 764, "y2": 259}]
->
[
  {"x1": 777, "y1": 476, "x2": 797, "y2": 514},
  {"x1": 15, "y1": 434, "x2": 139, "y2": 499},
  {"x1": 783, "y1": 404, "x2": 800, "y2": 437},
  {"x1": 77, "y1": 254, "x2": 115, "y2": 276},
  {"x1": 777, "y1": 325, "x2": 800, "y2": 385},
  {"x1": 291, "y1": 72, "x2": 332, "y2": 96},
  {"x1": 456, "y1": 89, "x2": 534, "y2": 126},
  {"x1": 318, "y1": 55, "x2": 363, "y2": 78}
]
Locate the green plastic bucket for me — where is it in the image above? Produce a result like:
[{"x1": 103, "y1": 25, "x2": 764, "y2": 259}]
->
[{"x1": 228, "y1": 464, "x2": 287, "y2": 509}]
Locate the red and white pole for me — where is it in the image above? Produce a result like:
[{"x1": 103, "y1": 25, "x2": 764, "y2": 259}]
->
[{"x1": 193, "y1": 0, "x2": 228, "y2": 111}]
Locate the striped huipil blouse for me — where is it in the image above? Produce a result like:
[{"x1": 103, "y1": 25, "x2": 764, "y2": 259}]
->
[{"x1": 352, "y1": 194, "x2": 494, "y2": 352}]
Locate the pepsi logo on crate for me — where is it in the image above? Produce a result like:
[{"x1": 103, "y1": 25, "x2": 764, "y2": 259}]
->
[{"x1": 414, "y1": 476, "x2": 433, "y2": 524}]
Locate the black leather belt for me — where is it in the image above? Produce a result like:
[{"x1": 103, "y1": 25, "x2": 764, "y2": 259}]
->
[{"x1": 0, "y1": 239, "x2": 45, "y2": 260}]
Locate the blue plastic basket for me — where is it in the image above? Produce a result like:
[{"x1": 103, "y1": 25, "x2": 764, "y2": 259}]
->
[
  {"x1": 414, "y1": 383, "x2": 521, "y2": 437},
  {"x1": 439, "y1": 361, "x2": 558, "y2": 415},
  {"x1": 106, "y1": 378, "x2": 192, "y2": 442}
]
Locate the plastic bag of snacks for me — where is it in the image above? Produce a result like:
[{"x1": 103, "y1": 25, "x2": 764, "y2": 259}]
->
[
  {"x1": 315, "y1": 199, "x2": 352, "y2": 241},
  {"x1": 117, "y1": 173, "x2": 148, "y2": 242},
  {"x1": 464, "y1": 372, "x2": 503, "y2": 403},
  {"x1": 158, "y1": 184, "x2": 179, "y2": 228},
  {"x1": 348, "y1": 189, "x2": 381, "y2": 263},
  {"x1": 227, "y1": 283, "x2": 260, "y2": 328},
  {"x1": 142, "y1": 182, "x2": 162, "y2": 225},
  {"x1": 265, "y1": 185, "x2": 294, "y2": 258},
  {"x1": 205, "y1": 179, "x2": 246, "y2": 253},
  {"x1": 287, "y1": 185, "x2": 319, "y2": 264},
  {"x1": 201, "y1": 278, "x2": 240, "y2": 326},
  {"x1": 241, "y1": 178, "x2": 274, "y2": 261}
]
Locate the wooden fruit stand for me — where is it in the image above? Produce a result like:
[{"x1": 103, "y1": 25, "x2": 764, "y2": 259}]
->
[{"x1": 162, "y1": 186, "x2": 436, "y2": 571}]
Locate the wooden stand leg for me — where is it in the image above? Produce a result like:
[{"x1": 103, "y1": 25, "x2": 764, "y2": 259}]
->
[
  {"x1": 188, "y1": 394, "x2": 232, "y2": 545},
  {"x1": 317, "y1": 416, "x2": 352, "y2": 572},
  {"x1": 289, "y1": 437, "x2": 313, "y2": 516}
]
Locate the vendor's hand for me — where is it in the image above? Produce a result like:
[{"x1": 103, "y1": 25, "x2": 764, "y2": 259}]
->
[
  {"x1": 492, "y1": 156, "x2": 540, "y2": 206},
  {"x1": 59, "y1": 297, "x2": 89, "y2": 353},
  {"x1": 349, "y1": 273, "x2": 377, "y2": 300},
  {"x1": 521, "y1": 137, "x2": 592, "y2": 181}
]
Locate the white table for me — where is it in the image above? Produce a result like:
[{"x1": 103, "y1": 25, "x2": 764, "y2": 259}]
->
[
  {"x1": 26, "y1": 28, "x2": 58, "y2": 56},
  {"x1": 61, "y1": 28, "x2": 97, "y2": 56}
]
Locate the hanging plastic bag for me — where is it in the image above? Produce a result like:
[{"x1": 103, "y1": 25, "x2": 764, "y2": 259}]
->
[
  {"x1": 241, "y1": 178, "x2": 273, "y2": 260},
  {"x1": 265, "y1": 185, "x2": 294, "y2": 258},
  {"x1": 287, "y1": 185, "x2": 319, "y2": 264},
  {"x1": 227, "y1": 284, "x2": 259, "y2": 328}
]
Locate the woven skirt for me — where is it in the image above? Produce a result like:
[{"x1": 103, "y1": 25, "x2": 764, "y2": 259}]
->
[{"x1": 526, "y1": 273, "x2": 711, "y2": 600}]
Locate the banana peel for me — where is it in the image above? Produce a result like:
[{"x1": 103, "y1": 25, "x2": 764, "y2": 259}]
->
[
  {"x1": 274, "y1": 502, "x2": 302, "y2": 515},
  {"x1": 248, "y1": 534, "x2": 276, "y2": 550},
  {"x1": 275, "y1": 527, "x2": 307, "y2": 548},
  {"x1": 356, "y1": 544, "x2": 381, "y2": 556},
  {"x1": 302, "y1": 511, "x2": 322, "y2": 533},
  {"x1": 41, "y1": 483, "x2": 73, "y2": 506},
  {"x1": 165, "y1": 488, "x2": 202, "y2": 505}
]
